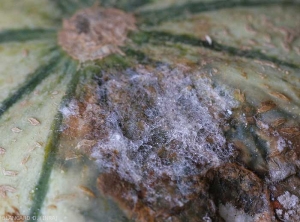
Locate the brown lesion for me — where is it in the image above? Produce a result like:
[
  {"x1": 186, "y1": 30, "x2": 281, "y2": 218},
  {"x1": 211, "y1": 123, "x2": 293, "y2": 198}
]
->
[
  {"x1": 97, "y1": 172, "x2": 224, "y2": 222},
  {"x1": 207, "y1": 163, "x2": 272, "y2": 218},
  {"x1": 58, "y1": 6, "x2": 136, "y2": 62},
  {"x1": 4, "y1": 207, "x2": 24, "y2": 222}
]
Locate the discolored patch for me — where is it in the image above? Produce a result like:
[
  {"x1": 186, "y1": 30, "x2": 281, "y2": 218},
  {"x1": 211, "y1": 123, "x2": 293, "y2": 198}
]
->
[{"x1": 58, "y1": 7, "x2": 136, "y2": 62}]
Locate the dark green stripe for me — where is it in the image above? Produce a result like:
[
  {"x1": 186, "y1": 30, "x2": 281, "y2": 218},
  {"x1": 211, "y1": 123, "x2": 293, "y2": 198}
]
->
[
  {"x1": 0, "y1": 48, "x2": 63, "y2": 118},
  {"x1": 0, "y1": 29, "x2": 56, "y2": 43},
  {"x1": 131, "y1": 31, "x2": 300, "y2": 69},
  {"x1": 100, "y1": 0, "x2": 153, "y2": 11},
  {"x1": 50, "y1": 0, "x2": 153, "y2": 15},
  {"x1": 50, "y1": 0, "x2": 83, "y2": 15},
  {"x1": 138, "y1": 0, "x2": 300, "y2": 25},
  {"x1": 29, "y1": 59, "x2": 80, "y2": 221},
  {"x1": 90, "y1": 47, "x2": 158, "y2": 69},
  {"x1": 123, "y1": 47, "x2": 158, "y2": 65}
]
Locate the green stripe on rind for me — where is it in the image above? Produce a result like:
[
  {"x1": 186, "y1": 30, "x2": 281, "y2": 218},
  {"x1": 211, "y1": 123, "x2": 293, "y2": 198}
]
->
[
  {"x1": 0, "y1": 29, "x2": 57, "y2": 44},
  {"x1": 50, "y1": 0, "x2": 83, "y2": 15},
  {"x1": 50, "y1": 0, "x2": 153, "y2": 15},
  {"x1": 100, "y1": 0, "x2": 153, "y2": 11},
  {"x1": 139, "y1": 0, "x2": 300, "y2": 25},
  {"x1": 29, "y1": 59, "x2": 80, "y2": 221},
  {"x1": 123, "y1": 47, "x2": 158, "y2": 65},
  {"x1": 0, "y1": 47, "x2": 63, "y2": 118},
  {"x1": 131, "y1": 31, "x2": 300, "y2": 69}
]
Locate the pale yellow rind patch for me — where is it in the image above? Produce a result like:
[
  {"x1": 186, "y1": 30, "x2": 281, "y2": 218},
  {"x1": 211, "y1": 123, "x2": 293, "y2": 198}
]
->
[
  {"x1": 0, "y1": 0, "x2": 60, "y2": 30},
  {"x1": 0, "y1": 41, "x2": 55, "y2": 104},
  {"x1": 155, "y1": 5, "x2": 300, "y2": 64},
  {"x1": 0, "y1": 66, "x2": 70, "y2": 217}
]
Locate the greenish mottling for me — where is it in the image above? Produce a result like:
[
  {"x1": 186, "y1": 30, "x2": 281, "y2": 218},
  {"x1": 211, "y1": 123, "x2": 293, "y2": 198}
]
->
[
  {"x1": 131, "y1": 31, "x2": 300, "y2": 69},
  {"x1": 0, "y1": 29, "x2": 56, "y2": 43},
  {"x1": 0, "y1": 47, "x2": 63, "y2": 117},
  {"x1": 138, "y1": 0, "x2": 300, "y2": 25},
  {"x1": 29, "y1": 59, "x2": 80, "y2": 220}
]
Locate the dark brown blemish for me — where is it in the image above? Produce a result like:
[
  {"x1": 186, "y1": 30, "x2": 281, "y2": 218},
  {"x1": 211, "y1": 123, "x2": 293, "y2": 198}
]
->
[{"x1": 75, "y1": 15, "x2": 90, "y2": 34}]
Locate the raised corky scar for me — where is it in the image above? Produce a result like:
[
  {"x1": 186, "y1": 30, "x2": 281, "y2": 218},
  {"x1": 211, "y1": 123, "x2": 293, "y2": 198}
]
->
[{"x1": 58, "y1": 7, "x2": 136, "y2": 62}]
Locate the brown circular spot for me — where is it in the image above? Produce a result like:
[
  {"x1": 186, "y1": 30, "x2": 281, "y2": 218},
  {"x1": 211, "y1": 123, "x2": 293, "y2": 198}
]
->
[{"x1": 58, "y1": 7, "x2": 136, "y2": 62}]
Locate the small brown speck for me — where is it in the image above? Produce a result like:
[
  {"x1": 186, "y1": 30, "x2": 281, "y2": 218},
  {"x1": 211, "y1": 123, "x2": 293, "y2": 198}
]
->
[
  {"x1": 28, "y1": 146, "x2": 36, "y2": 152},
  {"x1": 21, "y1": 154, "x2": 30, "y2": 166},
  {"x1": 271, "y1": 118, "x2": 286, "y2": 128},
  {"x1": 269, "y1": 92, "x2": 291, "y2": 102},
  {"x1": 29, "y1": 142, "x2": 43, "y2": 152},
  {"x1": 35, "y1": 142, "x2": 42, "y2": 148},
  {"x1": 65, "y1": 154, "x2": 82, "y2": 161},
  {"x1": 11, "y1": 127, "x2": 22, "y2": 133},
  {"x1": 47, "y1": 205, "x2": 57, "y2": 210},
  {"x1": 256, "y1": 120, "x2": 269, "y2": 130},
  {"x1": 234, "y1": 89, "x2": 245, "y2": 102},
  {"x1": 77, "y1": 185, "x2": 96, "y2": 198},
  {"x1": 2, "y1": 169, "x2": 19, "y2": 177},
  {"x1": 0, "y1": 185, "x2": 16, "y2": 198},
  {"x1": 254, "y1": 60, "x2": 277, "y2": 69},
  {"x1": 245, "y1": 117, "x2": 255, "y2": 126},
  {"x1": 241, "y1": 71, "x2": 248, "y2": 79},
  {"x1": 258, "y1": 72, "x2": 267, "y2": 79},
  {"x1": 279, "y1": 127, "x2": 300, "y2": 135},
  {"x1": 212, "y1": 68, "x2": 218, "y2": 74},
  {"x1": 257, "y1": 101, "x2": 276, "y2": 113},
  {"x1": 28, "y1": 117, "x2": 40, "y2": 126},
  {"x1": 54, "y1": 193, "x2": 77, "y2": 202},
  {"x1": 0, "y1": 147, "x2": 6, "y2": 155}
]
